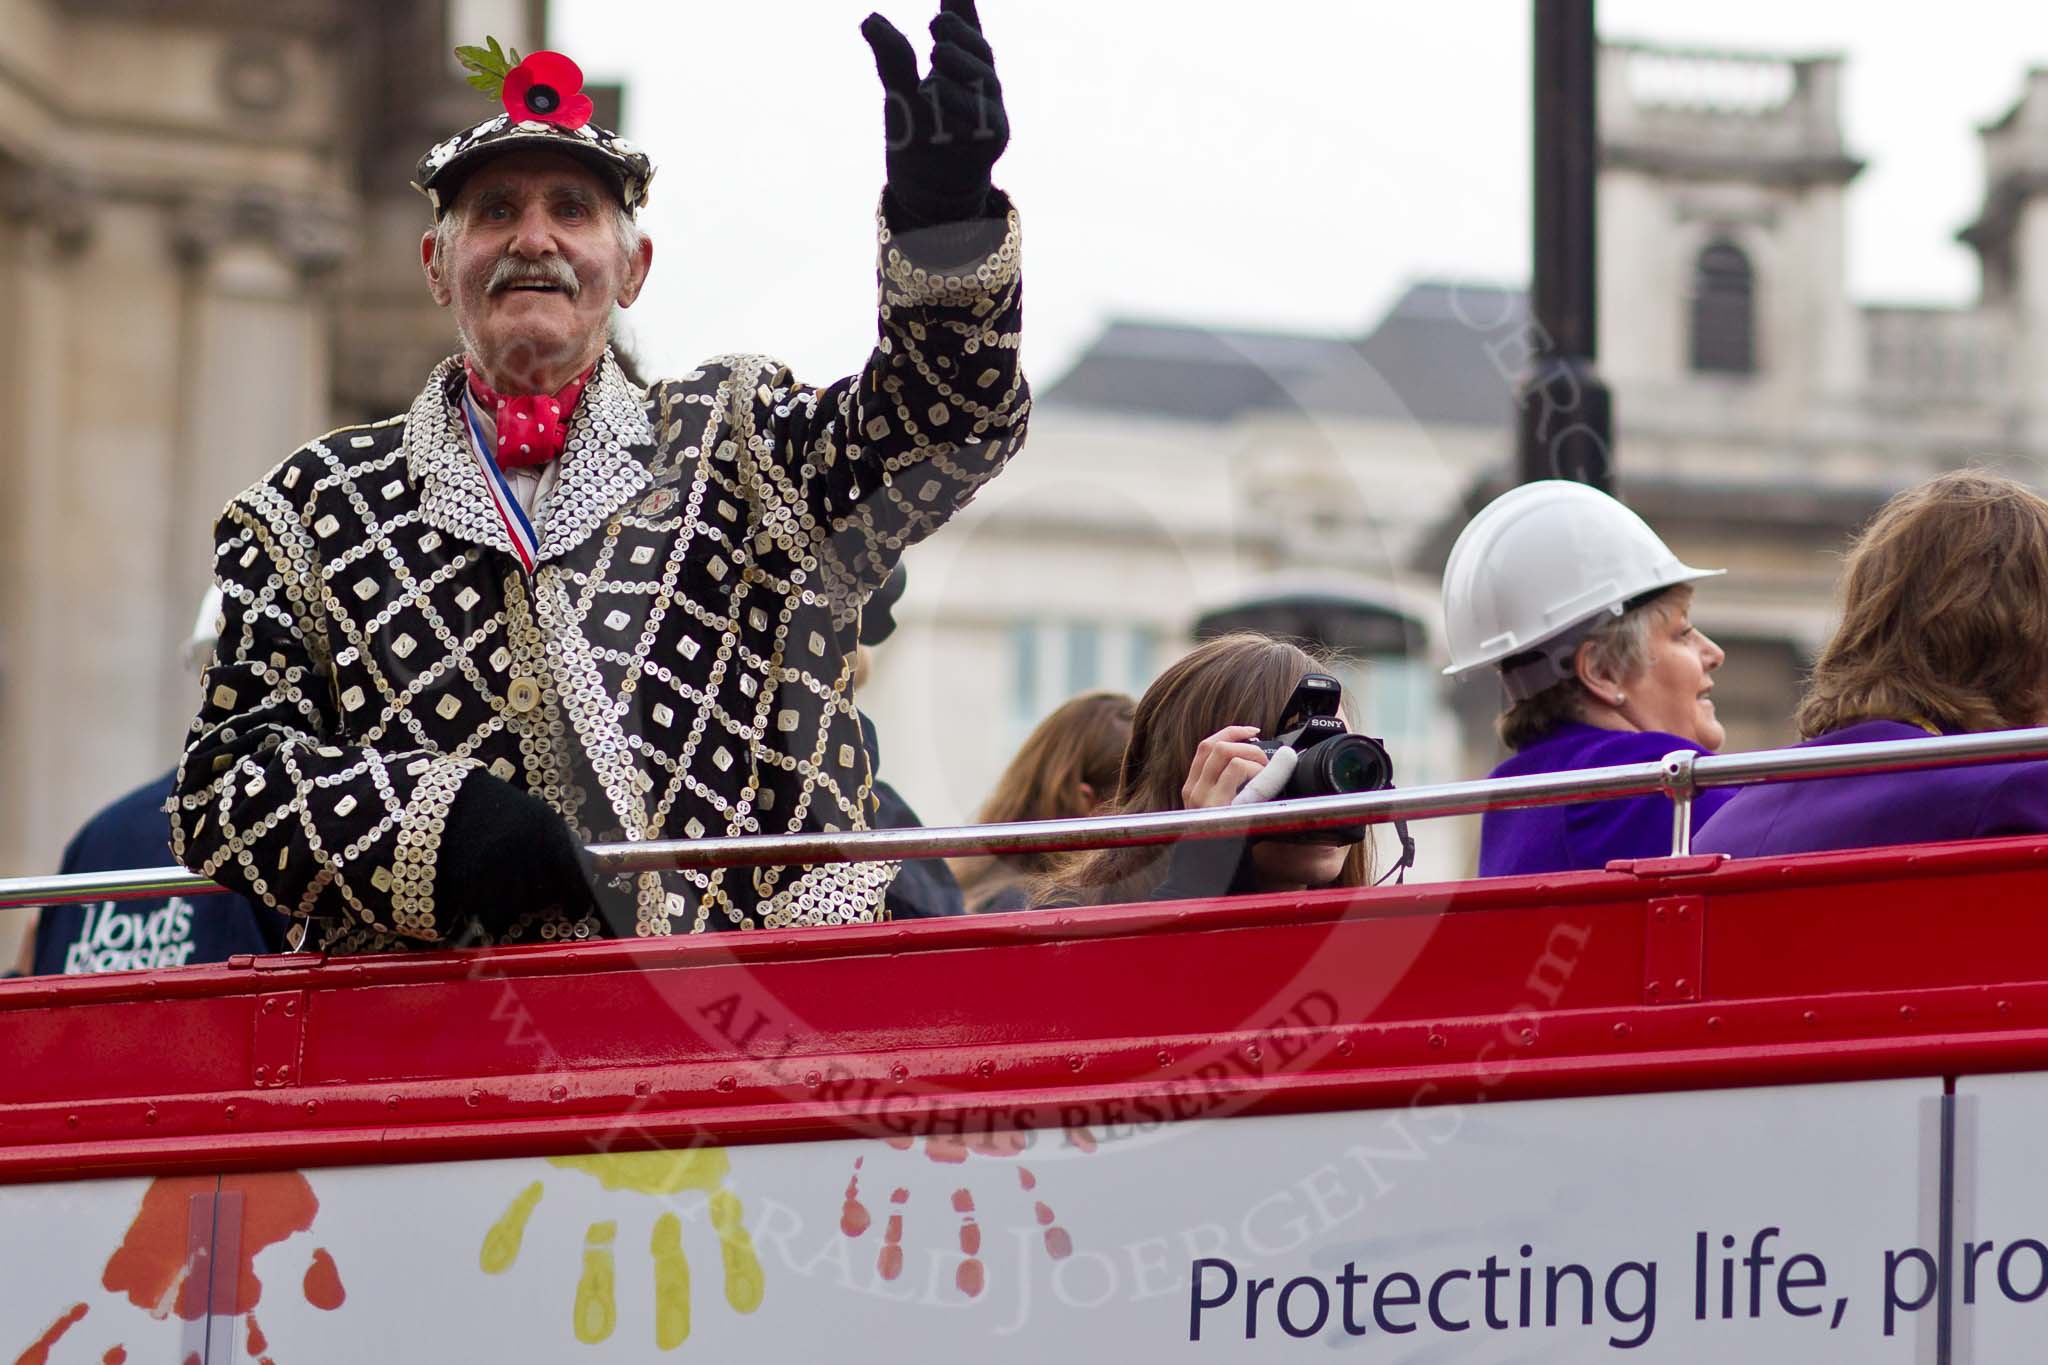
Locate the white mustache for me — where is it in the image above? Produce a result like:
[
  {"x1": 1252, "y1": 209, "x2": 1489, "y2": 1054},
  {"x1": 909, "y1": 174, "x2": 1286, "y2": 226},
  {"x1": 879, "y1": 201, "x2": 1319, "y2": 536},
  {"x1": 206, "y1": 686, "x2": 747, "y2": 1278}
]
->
[{"x1": 486, "y1": 256, "x2": 580, "y2": 298}]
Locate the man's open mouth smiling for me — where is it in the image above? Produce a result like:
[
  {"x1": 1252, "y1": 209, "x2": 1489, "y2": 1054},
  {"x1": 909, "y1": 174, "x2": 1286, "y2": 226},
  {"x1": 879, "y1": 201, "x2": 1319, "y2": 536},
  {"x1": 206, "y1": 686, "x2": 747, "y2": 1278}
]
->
[
  {"x1": 487, "y1": 258, "x2": 581, "y2": 298},
  {"x1": 497, "y1": 279, "x2": 572, "y2": 296}
]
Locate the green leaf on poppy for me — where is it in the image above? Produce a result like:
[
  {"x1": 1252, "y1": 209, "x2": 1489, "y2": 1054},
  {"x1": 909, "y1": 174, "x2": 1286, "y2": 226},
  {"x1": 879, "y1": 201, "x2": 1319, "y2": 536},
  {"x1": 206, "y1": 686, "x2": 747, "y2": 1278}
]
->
[{"x1": 454, "y1": 35, "x2": 523, "y2": 100}]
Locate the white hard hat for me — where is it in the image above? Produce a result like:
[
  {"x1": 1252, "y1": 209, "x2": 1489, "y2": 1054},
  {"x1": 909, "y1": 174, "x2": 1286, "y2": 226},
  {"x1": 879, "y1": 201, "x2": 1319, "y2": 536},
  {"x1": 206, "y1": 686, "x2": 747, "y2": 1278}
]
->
[
  {"x1": 1440, "y1": 480, "x2": 1722, "y2": 699},
  {"x1": 185, "y1": 584, "x2": 225, "y2": 675}
]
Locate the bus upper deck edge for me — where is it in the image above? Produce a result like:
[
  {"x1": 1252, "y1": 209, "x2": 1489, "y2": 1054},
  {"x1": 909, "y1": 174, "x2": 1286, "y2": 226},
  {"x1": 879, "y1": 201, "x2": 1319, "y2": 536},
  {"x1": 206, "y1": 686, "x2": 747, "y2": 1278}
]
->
[{"x1": 3, "y1": 726, "x2": 2048, "y2": 1185}]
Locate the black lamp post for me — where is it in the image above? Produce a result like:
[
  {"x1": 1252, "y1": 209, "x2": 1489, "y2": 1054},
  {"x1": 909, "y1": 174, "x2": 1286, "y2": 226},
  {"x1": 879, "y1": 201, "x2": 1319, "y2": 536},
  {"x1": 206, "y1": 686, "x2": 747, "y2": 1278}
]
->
[{"x1": 1516, "y1": 0, "x2": 1614, "y2": 492}]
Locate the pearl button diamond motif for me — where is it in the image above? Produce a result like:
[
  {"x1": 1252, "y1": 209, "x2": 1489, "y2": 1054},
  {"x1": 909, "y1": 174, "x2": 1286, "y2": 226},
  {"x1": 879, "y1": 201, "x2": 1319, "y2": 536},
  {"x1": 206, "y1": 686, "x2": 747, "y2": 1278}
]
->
[{"x1": 173, "y1": 197, "x2": 1027, "y2": 949}]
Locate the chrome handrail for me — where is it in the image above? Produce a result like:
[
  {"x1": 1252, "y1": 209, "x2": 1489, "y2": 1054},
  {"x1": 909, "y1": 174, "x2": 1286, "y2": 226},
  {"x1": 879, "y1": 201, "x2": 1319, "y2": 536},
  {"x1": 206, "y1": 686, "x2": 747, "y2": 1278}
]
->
[{"x1": 5, "y1": 725, "x2": 2048, "y2": 909}]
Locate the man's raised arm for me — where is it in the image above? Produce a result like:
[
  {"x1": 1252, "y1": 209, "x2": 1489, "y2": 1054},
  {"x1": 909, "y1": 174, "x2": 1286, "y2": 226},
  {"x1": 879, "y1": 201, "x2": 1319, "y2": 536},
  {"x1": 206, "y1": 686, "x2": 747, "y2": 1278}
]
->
[{"x1": 682, "y1": 0, "x2": 1028, "y2": 621}]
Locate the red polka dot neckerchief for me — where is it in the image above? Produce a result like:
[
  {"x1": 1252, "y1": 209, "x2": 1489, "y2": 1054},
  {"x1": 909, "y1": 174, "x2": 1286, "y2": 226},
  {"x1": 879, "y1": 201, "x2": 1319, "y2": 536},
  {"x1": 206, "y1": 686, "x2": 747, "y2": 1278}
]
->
[{"x1": 463, "y1": 360, "x2": 597, "y2": 470}]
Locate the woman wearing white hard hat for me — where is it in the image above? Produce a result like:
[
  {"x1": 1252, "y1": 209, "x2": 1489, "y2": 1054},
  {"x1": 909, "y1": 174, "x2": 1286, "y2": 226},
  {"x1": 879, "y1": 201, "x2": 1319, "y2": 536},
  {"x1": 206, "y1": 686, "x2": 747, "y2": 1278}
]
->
[{"x1": 1441, "y1": 481, "x2": 1734, "y2": 876}]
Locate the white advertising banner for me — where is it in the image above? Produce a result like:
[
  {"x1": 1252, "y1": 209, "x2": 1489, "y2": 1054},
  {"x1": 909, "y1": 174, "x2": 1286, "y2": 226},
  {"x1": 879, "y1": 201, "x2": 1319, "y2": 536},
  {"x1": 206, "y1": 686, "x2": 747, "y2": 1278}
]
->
[
  {"x1": 3, "y1": 1078, "x2": 1945, "y2": 1363},
  {"x1": 1950, "y1": 1071, "x2": 2048, "y2": 1361}
]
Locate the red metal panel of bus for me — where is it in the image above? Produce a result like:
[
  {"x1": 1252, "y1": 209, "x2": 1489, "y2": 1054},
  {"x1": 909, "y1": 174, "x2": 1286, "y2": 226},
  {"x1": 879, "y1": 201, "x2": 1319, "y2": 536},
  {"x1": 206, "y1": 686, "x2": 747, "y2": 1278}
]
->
[{"x1": 3, "y1": 834, "x2": 2047, "y2": 1183}]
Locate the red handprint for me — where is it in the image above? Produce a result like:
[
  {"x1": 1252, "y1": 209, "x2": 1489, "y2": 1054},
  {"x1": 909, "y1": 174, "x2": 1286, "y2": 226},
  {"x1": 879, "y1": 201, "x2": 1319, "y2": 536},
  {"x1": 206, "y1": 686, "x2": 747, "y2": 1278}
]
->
[{"x1": 838, "y1": 1129, "x2": 1092, "y2": 1298}]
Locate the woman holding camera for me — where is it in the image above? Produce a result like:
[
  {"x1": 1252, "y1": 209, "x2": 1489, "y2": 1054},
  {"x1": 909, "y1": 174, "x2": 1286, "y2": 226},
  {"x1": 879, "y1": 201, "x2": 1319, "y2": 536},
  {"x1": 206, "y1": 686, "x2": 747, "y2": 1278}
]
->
[
  {"x1": 1034, "y1": 633, "x2": 1378, "y2": 907},
  {"x1": 1441, "y1": 481, "x2": 1734, "y2": 877},
  {"x1": 1698, "y1": 471, "x2": 2048, "y2": 856}
]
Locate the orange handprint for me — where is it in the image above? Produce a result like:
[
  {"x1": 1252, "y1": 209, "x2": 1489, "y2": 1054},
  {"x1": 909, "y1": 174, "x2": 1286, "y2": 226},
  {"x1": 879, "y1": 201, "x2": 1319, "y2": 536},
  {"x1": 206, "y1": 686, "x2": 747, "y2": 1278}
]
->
[
  {"x1": 481, "y1": 1149, "x2": 765, "y2": 1349},
  {"x1": 838, "y1": 1129, "x2": 1091, "y2": 1298},
  {"x1": 13, "y1": 1171, "x2": 346, "y2": 1365}
]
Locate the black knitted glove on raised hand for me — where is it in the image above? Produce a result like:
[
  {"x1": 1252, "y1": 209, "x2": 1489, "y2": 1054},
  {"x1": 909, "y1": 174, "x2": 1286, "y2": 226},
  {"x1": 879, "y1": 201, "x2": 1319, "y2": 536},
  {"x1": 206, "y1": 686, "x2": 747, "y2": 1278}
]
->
[
  {"x1": 437, "y1": 774, "x2": 602, "y2": 940},
  {"x1": 861, "y1": 0, "x2": 1009, "y2": 226}
]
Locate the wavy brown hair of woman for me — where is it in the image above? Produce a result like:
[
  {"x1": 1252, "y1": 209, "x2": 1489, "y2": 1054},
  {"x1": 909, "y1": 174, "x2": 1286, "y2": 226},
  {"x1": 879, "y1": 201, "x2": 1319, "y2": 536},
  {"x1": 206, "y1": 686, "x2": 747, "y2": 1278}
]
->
[
  {"x1": 1798, "y1": 470, "x2": 2048, "y2": 738},
  {"x1": 950, "y1": 690, "x2": 1136, "y2": 912},
  {"x1": 1031, "y1": 633, "x2": 1371, "y2": 908}
]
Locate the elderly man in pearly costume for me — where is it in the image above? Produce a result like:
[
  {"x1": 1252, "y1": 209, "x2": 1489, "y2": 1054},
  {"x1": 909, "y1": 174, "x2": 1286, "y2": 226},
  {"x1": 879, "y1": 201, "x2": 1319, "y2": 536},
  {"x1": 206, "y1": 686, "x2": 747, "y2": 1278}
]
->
[{"x1": 171, "y1": 3, "x2": 1026, "y2": 950}]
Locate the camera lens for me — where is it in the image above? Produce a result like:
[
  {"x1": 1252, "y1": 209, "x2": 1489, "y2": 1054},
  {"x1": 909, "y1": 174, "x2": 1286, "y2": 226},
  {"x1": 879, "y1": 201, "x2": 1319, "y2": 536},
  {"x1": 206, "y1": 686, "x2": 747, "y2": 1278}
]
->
[{"x1": 1291, "y1": 734, "x2": 1391, "y2": 798}]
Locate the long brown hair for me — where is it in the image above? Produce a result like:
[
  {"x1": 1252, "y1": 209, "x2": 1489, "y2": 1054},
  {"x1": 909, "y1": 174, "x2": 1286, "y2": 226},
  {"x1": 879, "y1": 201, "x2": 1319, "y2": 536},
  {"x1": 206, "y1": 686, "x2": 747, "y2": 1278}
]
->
[
  {"x1": 1798, "y1": 470, "x2": 2048, "y2": 737},
  {"x1": 1033, "y1": 634, "x2": 1372, "y2": 907},
  {"x1": 951, "y1": 690, "x2": 1135, "y2": 911}
]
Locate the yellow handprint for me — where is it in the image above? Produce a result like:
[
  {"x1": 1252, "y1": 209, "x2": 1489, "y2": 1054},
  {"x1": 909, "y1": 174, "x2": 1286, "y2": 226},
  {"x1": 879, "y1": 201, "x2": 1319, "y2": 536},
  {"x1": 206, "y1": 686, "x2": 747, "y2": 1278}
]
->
[{"x1": 481, "y1": 1149, "x2": 765, "y2": 1349}]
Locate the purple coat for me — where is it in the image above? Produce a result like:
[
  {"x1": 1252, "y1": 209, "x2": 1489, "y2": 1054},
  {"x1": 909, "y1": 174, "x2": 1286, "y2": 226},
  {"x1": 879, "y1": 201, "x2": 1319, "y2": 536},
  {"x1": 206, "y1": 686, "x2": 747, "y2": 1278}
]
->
[
  {"x1": 1695, "y1": 719, "x2": 2048, "y2": 858},
  {"x1": 1478, "y1": 723, "x2": 1735, "y2": 878}
]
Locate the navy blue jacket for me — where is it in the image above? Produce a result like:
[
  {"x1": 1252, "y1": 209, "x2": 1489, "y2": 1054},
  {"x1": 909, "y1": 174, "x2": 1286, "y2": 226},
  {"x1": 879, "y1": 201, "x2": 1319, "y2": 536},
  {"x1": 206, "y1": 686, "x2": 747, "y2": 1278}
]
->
[
  {"x1": 860, "y1": 716, "x2": 964, "y2": 920},
  {"x1": 33, "y1": 771, "x2": 285, "y2": 975}
]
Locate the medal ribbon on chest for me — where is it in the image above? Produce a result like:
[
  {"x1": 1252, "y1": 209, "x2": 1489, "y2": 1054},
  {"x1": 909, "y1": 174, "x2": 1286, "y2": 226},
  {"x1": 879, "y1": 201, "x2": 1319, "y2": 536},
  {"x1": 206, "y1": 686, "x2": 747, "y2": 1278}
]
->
[{"x1": 459, "y1": 389, "x2": 542, "y2": 574}]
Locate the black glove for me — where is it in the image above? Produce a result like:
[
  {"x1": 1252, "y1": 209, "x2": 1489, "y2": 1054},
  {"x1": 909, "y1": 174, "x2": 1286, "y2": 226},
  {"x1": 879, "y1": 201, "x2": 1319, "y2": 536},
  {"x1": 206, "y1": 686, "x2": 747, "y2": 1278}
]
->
[
  {"x1": 437, "y1": 774, "x2": 602, "y2": 939},
  {"x1": 861, "y1": 0, "x2": 1009, "y2": 226}
]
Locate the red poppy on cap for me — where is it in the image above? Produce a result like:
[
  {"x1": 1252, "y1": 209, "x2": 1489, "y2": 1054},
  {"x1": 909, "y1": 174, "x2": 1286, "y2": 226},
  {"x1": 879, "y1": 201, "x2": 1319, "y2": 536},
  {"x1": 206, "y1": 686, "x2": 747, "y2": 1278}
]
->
[{"x1": 500, "y1": 51, "x2": 594, "y2": 130}]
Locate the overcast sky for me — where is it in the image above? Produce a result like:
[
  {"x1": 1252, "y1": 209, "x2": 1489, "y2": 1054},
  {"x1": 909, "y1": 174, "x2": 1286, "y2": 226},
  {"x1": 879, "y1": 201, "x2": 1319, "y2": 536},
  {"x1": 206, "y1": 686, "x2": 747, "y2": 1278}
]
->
[{"x1": 552, "y1": 1, "x2": 2048, "y2": 388}]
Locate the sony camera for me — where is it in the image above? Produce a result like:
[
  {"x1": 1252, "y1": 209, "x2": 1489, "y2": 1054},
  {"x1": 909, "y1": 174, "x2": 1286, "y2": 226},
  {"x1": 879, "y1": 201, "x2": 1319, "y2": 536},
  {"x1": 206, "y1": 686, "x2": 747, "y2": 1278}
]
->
[{"x1": 1255, "y1": 673, "x2": 1395, "y2": 845}]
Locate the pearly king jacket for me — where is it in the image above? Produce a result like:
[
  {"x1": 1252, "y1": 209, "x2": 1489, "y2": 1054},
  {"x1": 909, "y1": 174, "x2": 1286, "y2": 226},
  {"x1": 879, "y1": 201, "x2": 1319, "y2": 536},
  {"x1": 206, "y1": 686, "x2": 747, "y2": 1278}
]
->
[{"x1": 170, "y1": 201, "x2": 1027, "y2": 952}]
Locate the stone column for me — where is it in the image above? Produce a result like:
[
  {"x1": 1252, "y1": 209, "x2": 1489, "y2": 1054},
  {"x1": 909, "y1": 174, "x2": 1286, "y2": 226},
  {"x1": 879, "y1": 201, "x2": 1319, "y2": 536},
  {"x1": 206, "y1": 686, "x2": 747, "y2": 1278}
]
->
[
  {"x1": 163, "y1": 192, "x2": 339, "y2": 757},
  {"x1": 0, "y1": 195, "x2": 183, "y2": 895},
  {"x1": 2015, "y1": 198, "x2": 2048, "y2": 453},
  {"x1": 0, "y1": 166, "x2": 86, "y2": 964}
]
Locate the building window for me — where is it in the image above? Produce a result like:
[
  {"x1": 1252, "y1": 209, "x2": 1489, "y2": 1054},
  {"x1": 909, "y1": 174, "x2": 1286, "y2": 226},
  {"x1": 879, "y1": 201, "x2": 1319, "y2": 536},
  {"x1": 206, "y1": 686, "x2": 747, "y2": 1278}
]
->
[
  {"x1": 1127, "y1": 628, "x2": 1158, "y2": 691},
  {"x1": 1690, "y1": 239, "x2": 1755, "y2": 375},
  {"x1": 1008, "y1": 619, "x2": 1162, "y2": 744},
  {"x1": 1064, "y1": 622, "x2": 1101, "y2": 698},
  {"x1": 1009, "y1": 621, "x2": 1040, "y2": 728}
]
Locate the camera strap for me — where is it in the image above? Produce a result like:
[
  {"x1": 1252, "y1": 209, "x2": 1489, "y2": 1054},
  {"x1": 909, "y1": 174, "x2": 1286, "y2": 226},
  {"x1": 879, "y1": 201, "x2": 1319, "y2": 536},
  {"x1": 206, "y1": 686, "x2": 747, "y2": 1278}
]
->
[{"x1": 1376, "y1": 808, "x2": 1418, "y2": 887}]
